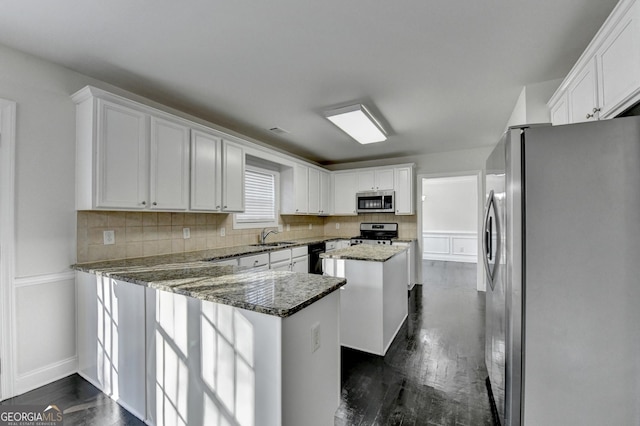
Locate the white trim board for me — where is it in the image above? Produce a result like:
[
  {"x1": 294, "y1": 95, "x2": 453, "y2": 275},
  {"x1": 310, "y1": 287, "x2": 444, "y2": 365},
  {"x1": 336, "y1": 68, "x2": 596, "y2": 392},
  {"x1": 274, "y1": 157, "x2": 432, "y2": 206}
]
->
[{"x1": 0, "y1": 99, "x2": 17, "y2": 400}]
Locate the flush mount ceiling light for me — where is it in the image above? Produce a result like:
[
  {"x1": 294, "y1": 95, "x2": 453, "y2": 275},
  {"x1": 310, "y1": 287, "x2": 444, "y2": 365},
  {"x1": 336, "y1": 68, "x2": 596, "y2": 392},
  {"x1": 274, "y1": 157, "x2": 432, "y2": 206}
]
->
[{"x1": 325, "y1": 104, "x2": 387, "y2": 144}]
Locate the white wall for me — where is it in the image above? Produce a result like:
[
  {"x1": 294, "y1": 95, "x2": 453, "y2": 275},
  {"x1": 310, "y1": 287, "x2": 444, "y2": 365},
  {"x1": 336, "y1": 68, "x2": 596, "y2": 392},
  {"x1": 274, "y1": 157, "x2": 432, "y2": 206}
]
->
[
  {"x1": 422, "y1": 176, "x2": 478, "y2": 232},
  {"x1": 0, "y1": 42, "x2": 100, "y2": 396}
]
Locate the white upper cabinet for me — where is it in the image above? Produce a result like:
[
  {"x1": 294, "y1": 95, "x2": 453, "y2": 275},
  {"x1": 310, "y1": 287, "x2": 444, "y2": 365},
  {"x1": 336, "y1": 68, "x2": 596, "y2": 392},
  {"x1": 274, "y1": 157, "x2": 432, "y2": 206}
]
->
[
  {"x1": 549, "y1": 0, "x2": 640, "y2": 124},
  {"x1": 319, "y1": 170, "x2": 330, "y2": 215},
  {"x1": 93, "y1": 99, "x2": 149, "y2": 209},
  {"x1": 357, "y1": 168, "x2": 394, "y2": 191},
  {"x1": 567, "y1": 60, "x2": 600, "y2": 123},
  {"x1": 221, "y1": 140, "x2": 245, "y2": 212},
  {"x1": 308, "y1": 167, "x2": 320, "y2": 214},
  {"x1": 596, "y1": 1, "x2": 640, "y2": 117},
  {"x1": 394, "y1": 166, "x2": 414, "y2": 215},
  {"x1": 149, "y1": 116, "x2": 190, "y2": 210},
  {"x1": 550, "y1": 93, "x2": 570, "y2": 126},
  {"x1": 73, "y1": 86, "x2": 246, "y2": 212},
  {"x1": 190, "y1": 130, "x2": 221, "y2": 211},
  {"x1": 333, "y1": 171, "x2": 358, "y2": 215}
]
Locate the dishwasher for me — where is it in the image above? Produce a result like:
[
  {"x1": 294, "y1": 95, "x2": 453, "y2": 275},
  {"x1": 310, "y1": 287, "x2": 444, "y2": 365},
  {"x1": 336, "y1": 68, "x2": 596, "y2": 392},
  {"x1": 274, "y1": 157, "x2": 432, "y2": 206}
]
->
[{"x1": 308, "y1": 242, "x2": 325, "y2": 275}]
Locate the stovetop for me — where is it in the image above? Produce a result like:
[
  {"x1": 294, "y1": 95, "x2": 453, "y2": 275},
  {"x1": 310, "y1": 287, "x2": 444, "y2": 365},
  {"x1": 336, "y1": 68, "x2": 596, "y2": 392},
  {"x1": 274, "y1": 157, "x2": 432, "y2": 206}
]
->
[{"x1": 350, "y1": 223, "x2": 398, "y2": 245}]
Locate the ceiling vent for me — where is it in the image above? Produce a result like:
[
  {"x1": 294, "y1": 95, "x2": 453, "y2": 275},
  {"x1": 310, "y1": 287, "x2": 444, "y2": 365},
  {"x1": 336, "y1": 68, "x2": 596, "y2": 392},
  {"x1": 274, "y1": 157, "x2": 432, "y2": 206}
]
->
[{"x1": 268, "y1": 127, "x2": 289, "y2": 135}]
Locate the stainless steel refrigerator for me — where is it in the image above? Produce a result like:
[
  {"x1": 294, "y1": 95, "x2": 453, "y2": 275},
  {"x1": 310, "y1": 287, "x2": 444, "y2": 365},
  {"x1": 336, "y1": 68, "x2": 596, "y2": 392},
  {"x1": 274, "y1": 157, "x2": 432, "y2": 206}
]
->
[{"x1": 483, "y1": 117, "x2": 640, "y2": 426}]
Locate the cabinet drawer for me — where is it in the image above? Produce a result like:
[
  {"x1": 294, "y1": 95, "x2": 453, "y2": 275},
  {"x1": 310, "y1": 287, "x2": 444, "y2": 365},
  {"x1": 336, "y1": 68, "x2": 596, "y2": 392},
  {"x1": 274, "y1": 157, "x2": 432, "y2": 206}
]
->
[
  {"x1": 291, "y1": 246, "x2": 308, "y2": 257},
  {"x1": 270, "y1": 249, "x2": 291, "y2": 263},
  {"x1": 239, "y1": 253, "x2": 269, "y2": 268}
]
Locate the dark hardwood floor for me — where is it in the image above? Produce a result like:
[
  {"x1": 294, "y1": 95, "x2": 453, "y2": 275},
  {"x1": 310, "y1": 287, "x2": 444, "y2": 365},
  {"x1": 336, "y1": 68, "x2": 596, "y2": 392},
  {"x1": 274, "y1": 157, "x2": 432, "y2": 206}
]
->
[
  {"x1": 1, "y1": 260, "x2": 491, "y2": 426},
  {"x1": 0, "y1": 374, "x2": 144, "y2": 426},
  {"x1": 335, "y1": 260, "x2": 493, "y2": 425}
]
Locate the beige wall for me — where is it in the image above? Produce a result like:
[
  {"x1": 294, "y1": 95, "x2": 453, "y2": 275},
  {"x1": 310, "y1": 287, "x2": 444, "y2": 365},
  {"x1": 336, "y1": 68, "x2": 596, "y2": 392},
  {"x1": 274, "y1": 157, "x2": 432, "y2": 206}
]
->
[{"x1": 77, "y1": 211, "x2": 417, "y2": 263}]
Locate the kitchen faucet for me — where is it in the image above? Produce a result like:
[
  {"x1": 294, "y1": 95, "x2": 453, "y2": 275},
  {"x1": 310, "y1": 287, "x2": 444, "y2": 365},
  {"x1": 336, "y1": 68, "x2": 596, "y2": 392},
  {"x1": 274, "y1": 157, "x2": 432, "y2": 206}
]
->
[{"x1": 260, "y1": 228, "x2": 279, "y2": 244}]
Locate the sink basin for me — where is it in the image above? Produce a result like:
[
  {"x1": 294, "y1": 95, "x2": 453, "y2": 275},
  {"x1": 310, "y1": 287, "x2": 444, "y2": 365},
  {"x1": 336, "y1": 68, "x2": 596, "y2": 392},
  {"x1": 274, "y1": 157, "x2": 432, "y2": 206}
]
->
[{"x1": 250, "y1": 242, "x2": 295, "y2": 247}]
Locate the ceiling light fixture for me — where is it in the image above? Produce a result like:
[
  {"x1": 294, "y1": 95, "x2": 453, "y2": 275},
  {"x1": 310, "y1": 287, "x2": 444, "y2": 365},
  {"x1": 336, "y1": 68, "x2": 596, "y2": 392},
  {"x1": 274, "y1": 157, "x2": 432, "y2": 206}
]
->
[{"x1": 325, "y1": 104, "x2": 387, "y2": 144}]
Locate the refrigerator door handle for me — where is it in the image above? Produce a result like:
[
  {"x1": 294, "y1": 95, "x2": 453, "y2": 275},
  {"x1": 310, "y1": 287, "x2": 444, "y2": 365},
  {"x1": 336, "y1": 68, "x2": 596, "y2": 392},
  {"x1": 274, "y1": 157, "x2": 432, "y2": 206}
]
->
[{"x1": 482, "y1": 190, "x2": 501, "y2": 290}]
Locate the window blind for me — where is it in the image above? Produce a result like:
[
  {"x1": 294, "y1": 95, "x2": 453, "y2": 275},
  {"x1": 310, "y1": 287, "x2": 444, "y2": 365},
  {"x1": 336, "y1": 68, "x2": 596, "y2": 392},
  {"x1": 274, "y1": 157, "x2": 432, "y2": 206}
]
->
[{"x1": 236, "y1": 168, "x2": 276, "y2": 222}]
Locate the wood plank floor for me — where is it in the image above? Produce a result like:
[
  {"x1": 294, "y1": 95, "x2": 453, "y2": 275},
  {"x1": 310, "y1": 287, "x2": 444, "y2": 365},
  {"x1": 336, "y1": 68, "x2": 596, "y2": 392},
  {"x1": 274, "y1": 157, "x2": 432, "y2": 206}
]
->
[
  {"x1": 0, "y1": 373, "x2": 144, "y2": 425},
  {"x1": 334, "y1": 260, "x2": 493, "y2": 425},
  {"x1": 1, "y1": 260, "x2": 492, "y2": 426}
]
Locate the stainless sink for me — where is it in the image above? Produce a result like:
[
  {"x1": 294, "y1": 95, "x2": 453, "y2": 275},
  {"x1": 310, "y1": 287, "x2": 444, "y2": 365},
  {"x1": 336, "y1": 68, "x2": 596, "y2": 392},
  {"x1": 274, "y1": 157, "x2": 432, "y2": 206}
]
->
[{"x1": 250, "y1": 241, "x2": 296, "y2": 247}]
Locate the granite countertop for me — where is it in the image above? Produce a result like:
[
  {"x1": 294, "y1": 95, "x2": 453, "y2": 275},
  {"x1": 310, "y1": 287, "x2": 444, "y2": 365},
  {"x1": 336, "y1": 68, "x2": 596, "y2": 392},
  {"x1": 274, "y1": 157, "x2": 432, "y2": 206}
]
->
[
  {"x1": 74, "y1": 259, "x2": 345, "y2": 318},
  {"x1": 320, "y1": 244, "x2": 407, "y2": 262}
]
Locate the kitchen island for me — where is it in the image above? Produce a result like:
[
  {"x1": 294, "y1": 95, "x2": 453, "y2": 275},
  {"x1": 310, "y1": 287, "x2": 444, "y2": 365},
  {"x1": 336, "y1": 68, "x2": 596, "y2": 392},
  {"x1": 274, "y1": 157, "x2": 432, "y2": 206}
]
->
[
  {"x1": 321, "y1": 244, "x2": 408, "y2": 356},
  {"x1": 73, "y1": 254, "x2": 345, "y2": 426}
]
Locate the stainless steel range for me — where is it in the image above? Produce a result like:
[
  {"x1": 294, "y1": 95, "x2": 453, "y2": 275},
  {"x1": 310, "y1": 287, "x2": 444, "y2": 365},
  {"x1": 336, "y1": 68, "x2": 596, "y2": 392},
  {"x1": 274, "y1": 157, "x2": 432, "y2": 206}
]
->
[{"x1": 350, "y1": 223, "x2": 398, "y2": 246}]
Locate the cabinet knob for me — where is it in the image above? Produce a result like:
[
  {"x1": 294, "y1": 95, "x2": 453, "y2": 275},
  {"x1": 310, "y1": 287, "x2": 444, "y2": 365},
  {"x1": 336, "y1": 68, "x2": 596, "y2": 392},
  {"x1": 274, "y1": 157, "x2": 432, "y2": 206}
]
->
[
  {"x1": 141, "y1": 201, "x2": 146, "y2": 206},
  {"x1": 216, "y1": 205, "x2": 220, "y2": 209},
  {"x1": 224, "y1": 205, "x2": 227, "y2": 209},
  {"x1": 152, "y1": 202, "x2": 157, "y2": 206}
]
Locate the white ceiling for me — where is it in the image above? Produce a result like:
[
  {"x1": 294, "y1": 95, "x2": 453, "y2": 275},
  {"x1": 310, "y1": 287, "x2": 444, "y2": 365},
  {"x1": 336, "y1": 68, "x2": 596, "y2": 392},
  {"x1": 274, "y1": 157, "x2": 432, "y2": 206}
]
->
[{"x1": 0, "y1": 0, "x2": 619, "y2": 165}]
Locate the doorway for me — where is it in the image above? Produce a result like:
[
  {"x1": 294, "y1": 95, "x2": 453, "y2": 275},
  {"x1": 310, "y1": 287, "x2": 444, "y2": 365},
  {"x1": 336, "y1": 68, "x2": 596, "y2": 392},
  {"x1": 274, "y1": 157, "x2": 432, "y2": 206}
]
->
[
  {"x1": 418, "y1": 172, "x2": 484, "y2": 291},
  {"x1": 0, "y1": 99, "x2": 17, "y2": 400}
]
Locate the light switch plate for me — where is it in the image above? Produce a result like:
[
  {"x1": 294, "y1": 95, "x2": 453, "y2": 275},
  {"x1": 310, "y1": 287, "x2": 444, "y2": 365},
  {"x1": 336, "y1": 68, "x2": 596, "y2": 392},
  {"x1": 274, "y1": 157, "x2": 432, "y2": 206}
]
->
[
  {"x1": 220, "y1": 227, "x2": 226, "y2": 237},
  {"x1": 103, "y1": 230, "x2": 115, "y2": 245}
]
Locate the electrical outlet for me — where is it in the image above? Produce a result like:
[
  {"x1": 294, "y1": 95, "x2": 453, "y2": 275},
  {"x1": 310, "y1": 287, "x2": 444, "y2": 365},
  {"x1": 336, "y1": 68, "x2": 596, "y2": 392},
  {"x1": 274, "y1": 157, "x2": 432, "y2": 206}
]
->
[
  {"x1": 335, "y1": 223, "x2": 340, "y2": 230},
  {"x1": 103, "y1": 230, "x2": 115, "y2": 245},
  {"x1": 278, "y1": 224, "x2": 283, "y2": 232},
  {"x1": 286, "y1": 224, "x2": 290, "y2": 232},
  {"x1": 220, "y1": 227, "x2": 226, "y2": 237},
  {"x1": 311, "y1": 322, "x2": 321, "y2": 353},
  {"x1": 183, "y1": 228, "x2": 191, "y2": 239},
  {"x1": 308, "y1": 223, "x2": 312, "y2": 230}
]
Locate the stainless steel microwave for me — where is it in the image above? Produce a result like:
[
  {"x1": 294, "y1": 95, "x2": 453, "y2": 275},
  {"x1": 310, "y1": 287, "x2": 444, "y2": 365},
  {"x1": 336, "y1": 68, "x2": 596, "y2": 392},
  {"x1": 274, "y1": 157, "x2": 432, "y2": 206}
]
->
[{"x1": 356, "y1": 190, "x2": 395, "y2": 213}]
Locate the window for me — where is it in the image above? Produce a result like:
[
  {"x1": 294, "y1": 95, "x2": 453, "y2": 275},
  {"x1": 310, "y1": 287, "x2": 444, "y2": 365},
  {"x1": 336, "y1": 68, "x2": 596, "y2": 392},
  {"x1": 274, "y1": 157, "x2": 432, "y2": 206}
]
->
[{"x1": 233, "y1": 166, "x2": 279, "y2": 229}]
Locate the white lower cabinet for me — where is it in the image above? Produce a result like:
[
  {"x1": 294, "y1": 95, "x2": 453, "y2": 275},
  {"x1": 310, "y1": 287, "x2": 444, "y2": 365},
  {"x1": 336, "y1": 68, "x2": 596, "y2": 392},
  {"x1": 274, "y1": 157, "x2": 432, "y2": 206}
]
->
[
  {"x1": 76, "y1": 272, "x2": 147, "y2": 420},
  {"x1": 291, "y1": 246, "x2": 309, "y2": 273},
  {"x1": 239, "y1": 253, "x2": 269, "y2": 270}
]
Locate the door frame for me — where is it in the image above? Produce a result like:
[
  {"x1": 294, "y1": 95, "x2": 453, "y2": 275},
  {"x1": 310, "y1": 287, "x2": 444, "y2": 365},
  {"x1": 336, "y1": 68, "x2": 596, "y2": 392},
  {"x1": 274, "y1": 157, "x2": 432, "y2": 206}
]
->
[
  {"x1": 0, "y1": 99, "x2": 17, "y2": 399},
  {"x1": 417, "y1": 170, "x2": 485, "y2": 291}
]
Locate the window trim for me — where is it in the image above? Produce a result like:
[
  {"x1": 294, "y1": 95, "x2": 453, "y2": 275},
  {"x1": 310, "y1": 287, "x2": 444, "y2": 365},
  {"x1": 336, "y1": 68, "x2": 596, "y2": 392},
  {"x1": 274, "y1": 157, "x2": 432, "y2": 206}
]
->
[{"x1": 233, "y1": 166, "x2": 280, "y2": 230}]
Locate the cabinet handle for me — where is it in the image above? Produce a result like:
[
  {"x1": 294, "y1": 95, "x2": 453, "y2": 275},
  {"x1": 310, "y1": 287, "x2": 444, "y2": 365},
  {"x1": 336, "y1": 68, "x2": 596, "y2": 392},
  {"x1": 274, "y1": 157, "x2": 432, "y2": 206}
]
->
[
  {"x1": 216, "y1": 205, "x2": 220, "y2": 209},
  {"x1": 586, "y1": 113, "x2": 594, "y2": 119},
  {"x1": 224, "y1": 205, "x2": 227, "y2": 209},
  {"x1": 593, "y1": 107, "x2": 601, "y2": 113}
]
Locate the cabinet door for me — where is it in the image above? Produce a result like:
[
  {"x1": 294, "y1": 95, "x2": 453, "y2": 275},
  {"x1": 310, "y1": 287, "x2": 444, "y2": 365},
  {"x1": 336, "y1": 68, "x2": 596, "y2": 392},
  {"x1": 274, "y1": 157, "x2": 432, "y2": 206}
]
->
[
  {"x1": 596, "y1": 2, "x2": 640, "y2": 118},
  {"x1": 394, "y1": 167, "x2": 414, "y2": 214},
  {"x1": 375, "y1": 169, "x2": 395, "y2": 190},
  {"x1": 221, "y1": 140, "x2": 245, "y2": 212},
  {"x1": 149, "y1": 116, "x2": 190, "y2": 210},
  {"x1": 550, "y1": 94, "x2": 569, "y2": 126},
  {"x1": 295, "y1": 164, "x2": 309, "y2": 214},
  {"x1": 357, "y1": 170, "x2": 375, "y2": 191},
  {"x1": 319, "y1": 171, "x2": 330, "y2": 215},
  {"x1": 308, "y1": 167, "x2": 320, "y2": 214},
  {"x1": 333, "y1": 172, "x2": 358, "y2": 215},
  {"x1": 96, "y1": 99, "x2": 148, "y2": 209},
  {"x1": 568, "y1": 60, "x2": 599, "y2": 123},
  {"x1": 190, "y1": 130, "x2": 221, "y2": 211},
  {"x1": 291, "y1": 255, "x2": 309, "y2": 273}
]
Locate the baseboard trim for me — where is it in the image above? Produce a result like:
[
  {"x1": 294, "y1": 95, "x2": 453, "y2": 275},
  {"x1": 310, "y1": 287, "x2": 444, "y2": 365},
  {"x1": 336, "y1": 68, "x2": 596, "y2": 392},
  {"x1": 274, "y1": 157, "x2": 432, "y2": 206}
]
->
[{"x1": 13, "y1": 356, "x2": 78, "y2": 398}]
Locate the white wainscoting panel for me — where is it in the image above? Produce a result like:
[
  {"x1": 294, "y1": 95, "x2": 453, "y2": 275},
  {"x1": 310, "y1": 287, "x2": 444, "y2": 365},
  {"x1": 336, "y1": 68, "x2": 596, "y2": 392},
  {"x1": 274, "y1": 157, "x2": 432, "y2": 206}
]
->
[
  {"x1": 423, "y1": 231, "x2": 478, "y2": 263},
  {"x1": 12, "y1": 272, "x2": 77, "y2": 396}
]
